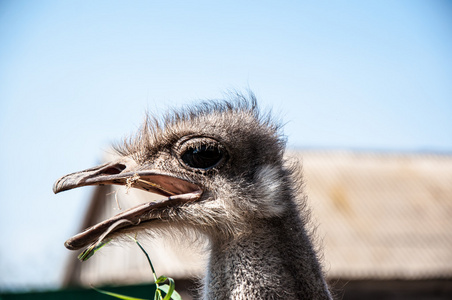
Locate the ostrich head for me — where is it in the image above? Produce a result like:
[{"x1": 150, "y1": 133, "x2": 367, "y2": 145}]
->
[{"x1": 54, "y1": 94, "x2": 294, "y2": 252}]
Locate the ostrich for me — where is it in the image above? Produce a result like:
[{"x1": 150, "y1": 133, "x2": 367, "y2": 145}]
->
[{"x1": 54, "y1": 93, "x2": 332, "y2": 299}]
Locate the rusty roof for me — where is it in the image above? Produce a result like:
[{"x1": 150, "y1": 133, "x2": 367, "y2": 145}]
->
[{"x1": 298, "y1": 151, "x2": 452, "y2": 280}]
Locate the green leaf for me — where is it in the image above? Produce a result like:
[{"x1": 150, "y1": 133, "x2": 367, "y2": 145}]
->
[
  {"x1": 93, "y1": 287, "x2": 149, "y2": 300},
  {"x1": 155, "y1": 276, "x2": 168, "y2": 284},
  {"x1": 158, "y1": 278, "x2": 181, "y2": 300}
]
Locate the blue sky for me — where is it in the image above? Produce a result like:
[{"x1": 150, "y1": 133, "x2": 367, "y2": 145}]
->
[{"x1": 0, "y1": 0, "x2": 451, "y2": 291}]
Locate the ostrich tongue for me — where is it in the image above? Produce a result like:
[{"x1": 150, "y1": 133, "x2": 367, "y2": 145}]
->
[{"x1": 66, "y1": 191, "x2": 202, "y2": 261}]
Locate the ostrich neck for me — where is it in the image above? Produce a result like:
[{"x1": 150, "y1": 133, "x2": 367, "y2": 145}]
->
[{"x1": 203, "y1": 211, "x2": 332, "y2": 300}]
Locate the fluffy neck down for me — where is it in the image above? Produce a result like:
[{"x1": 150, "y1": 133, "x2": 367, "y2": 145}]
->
[{"x1": 202, "y1": 209, "x2": 332, "y2": 300}]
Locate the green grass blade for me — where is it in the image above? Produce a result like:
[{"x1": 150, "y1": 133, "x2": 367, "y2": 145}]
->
[
  {"x1": 78, "y1": 239, "x2": 111, "y2": 261},
  {"x1": 127, "y1": 235, "x2": 158, "y2": 282},
  {"x1": 93, "y1": 287, "x2": 149, "y2": 300},
  {"x1": 126, "y1": 235, "x2": 180, "y2": 300},
  {"x1": 154, "y1": 290, "x2": 160, "y2": 300}
]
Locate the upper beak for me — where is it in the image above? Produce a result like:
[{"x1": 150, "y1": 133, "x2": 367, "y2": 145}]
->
[
  {"x1": 53, "y1": 157, "x2": 199, "y2": 197},
  {"x1": 54, "y1": 157, "x2": 202, "y2": 252}
]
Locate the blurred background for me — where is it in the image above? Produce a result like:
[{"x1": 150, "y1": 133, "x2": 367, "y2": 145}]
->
[{"x1": 0, "y1": 0, "x2": 451, "y2": 299}]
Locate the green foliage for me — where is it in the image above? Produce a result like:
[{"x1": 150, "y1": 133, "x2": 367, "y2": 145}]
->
[
  {"x1": 155, "y1": 277, "x2": 180, "y2": 300},
  {"x1": 92, "y1": 287, "x2": 148, "y2": 300},
  {"x1": 86, "y1": 236, "x2": 181, "y2": 300}
]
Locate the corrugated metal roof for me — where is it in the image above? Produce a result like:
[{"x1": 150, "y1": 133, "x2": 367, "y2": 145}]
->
[{"x1": 65, "y1": 151, "x2": 452, "y2": 286}]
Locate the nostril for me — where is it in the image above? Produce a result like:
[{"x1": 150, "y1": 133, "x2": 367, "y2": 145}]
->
[{"x1": 101, "y1": 164, "x2": 127, "y2": 175}]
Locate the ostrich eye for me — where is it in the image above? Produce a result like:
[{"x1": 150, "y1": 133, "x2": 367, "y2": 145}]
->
[{"x1": 180, "y1": 139, "x2": 227, "y2": 170}]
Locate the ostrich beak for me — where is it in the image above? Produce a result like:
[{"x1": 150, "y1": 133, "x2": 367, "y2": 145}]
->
[{"x1": 53, "y1": 158, "x2": 202, "y2": 251}]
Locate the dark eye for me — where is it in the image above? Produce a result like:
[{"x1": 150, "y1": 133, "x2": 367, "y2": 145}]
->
[{"x1": 181, "y1": 143, "x2": 227, "y2": 170}]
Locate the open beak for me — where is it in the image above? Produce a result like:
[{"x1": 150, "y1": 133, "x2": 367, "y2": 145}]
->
[{"x1": 53, "y1": 157, "x2": 202, "y2": 253}]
